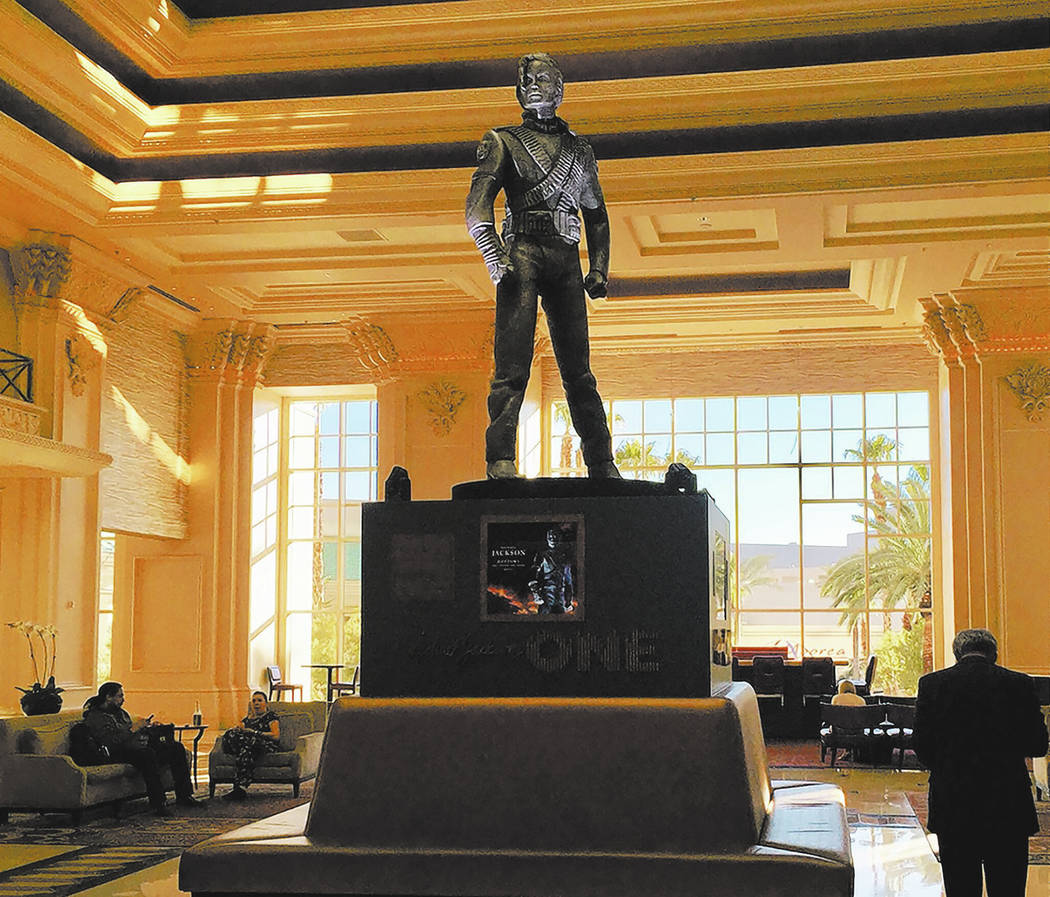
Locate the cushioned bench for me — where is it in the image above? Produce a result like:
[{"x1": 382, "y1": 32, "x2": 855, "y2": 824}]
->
[
  {"x1": 181, "y1": 683, "x2": 852, "y2": 896},
  {"x1": 0, "y1": 711, "x2": 182, "y2": 824}
]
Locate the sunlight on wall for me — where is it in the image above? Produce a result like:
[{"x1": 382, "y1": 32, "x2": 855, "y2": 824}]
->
[
  {"x1": 62, "y1": 302, "x2": 108, "y2": 357},
  {"x1": 109, "y1": 385, "x2": 191, "y2": 483}
]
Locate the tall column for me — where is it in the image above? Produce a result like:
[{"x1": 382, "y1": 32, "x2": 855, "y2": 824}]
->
[
  {"x1": 183, "y1": 320, "x2": 275, "y2": 723},
  {"x1": 921, "y1": 287, "x2": 1050, "y2": 673},
  {"x1": 1, "y1": 231, "x2": 116, "y2": 711},
  {"x1": 111, "y1": 319, "x2": 273, "y2": 724}
]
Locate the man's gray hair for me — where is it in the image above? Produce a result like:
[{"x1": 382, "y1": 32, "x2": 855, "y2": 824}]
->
[
  {"x1": 516, "y1": 52, "x2": 565, "y2": 109},
  {"x1": 952, "y1": 628, "x2": 997, "y2": 661}
]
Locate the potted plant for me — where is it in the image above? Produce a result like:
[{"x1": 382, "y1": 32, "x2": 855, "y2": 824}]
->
[{"x1": 7, "y1": 621, "x2": 63, "y2": 715}]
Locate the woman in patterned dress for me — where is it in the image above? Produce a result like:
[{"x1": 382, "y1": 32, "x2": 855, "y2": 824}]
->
[{"x1": 220, "y1": 691, "x2": 280, "y2": 800}]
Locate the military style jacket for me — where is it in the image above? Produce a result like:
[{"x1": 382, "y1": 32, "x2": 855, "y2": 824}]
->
[{"x1": 466, "y1": 113, "x2": 606, "y2": 253}]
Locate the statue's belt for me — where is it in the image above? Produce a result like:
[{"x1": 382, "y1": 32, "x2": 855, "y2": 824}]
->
[{"x1": 502, "y1": 208, "x2": 580, "y2": 243}]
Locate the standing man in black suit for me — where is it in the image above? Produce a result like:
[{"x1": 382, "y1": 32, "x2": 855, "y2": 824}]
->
[{"x1": 915, "y1": 628, "x2": 1048, "y2": 896}]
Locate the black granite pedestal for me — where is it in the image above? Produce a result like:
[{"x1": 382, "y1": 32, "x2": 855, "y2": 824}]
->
[{"x1": 361, "y1": 478, "x2": 731, "y2": 698}]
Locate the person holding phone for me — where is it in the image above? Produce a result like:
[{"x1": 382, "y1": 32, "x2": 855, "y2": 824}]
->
[
  {"x1": 219, "y1": 691, "x2": 281, "y2": 800},
  {"x1": 83, "y1": 681, "x2": 198, "y2": 816}
]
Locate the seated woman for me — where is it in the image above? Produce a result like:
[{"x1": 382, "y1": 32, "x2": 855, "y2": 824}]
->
[
  {"x1": 220, "y1": 691, "x2": 280, "y2": 800},
  {"x1": 831, "y1": 679, "x2": 867, "y2": 706}
]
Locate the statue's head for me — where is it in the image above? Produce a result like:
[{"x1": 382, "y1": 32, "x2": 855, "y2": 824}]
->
[{"x1": 516, "y1": 53, "x2": 564, "y2": 116}]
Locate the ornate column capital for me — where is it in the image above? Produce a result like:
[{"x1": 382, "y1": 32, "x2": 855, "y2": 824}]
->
[
  {"x1": 185, "y1": 319, "x2": 275, "y2": 386},
  {"x1": 921, "y1": 296, "x2": 988, "y2": 361},
  {"x1": 11, "y1": 231, "x2": 72, "y2": 310},
  {"x1": 341, "y1": 315, "x2": 399, "y2": 382}
]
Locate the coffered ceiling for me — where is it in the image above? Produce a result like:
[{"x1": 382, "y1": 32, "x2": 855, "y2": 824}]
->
[{"x1": 1, "y1": 0, "x2": 1047, "y2": 353}]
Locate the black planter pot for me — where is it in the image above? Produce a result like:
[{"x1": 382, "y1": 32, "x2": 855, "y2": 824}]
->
[{"x1": 19, "y1": 688, "x2": 63, "y2": 715}]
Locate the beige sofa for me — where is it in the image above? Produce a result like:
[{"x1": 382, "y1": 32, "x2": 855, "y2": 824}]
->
[
  {"x1": 0, "y1": 710, "x2": 181, "y2": 824},
  {"x1": 181, "y1": 683, "x2": 853, "y2": 897},
  {"x1": 207, "y1": 703, "x2": 325, "y2": 798}
]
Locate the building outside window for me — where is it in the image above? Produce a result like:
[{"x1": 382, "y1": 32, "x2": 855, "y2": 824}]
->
[
  {"x1": 550, "y1": 391, "x2": 933, "y2": 694},
  {"x1": 251, "y1": 392, "x2": 378, "y2": 701}
]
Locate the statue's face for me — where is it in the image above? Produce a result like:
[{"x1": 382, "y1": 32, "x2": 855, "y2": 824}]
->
[{"x1": 519, "y1": 60, "x2": 561, "y2": 116}]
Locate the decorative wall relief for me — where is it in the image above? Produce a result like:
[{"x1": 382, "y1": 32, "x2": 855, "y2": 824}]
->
[
  {"x1": 1003, "y1": 361, "x2": 1050, "y2": 422},
  {"x1": 107, "y1": 287, "x2": 149, "y2": 325},
  {"x1": 0, "y1": 396, "x2": 42, "y2": 435},
  {"x1": 417, "y1": 380, "x2": 467, "y2": 436},
  {"x1": 64, "y1": 332, "x2": 99, "y2": 397}
]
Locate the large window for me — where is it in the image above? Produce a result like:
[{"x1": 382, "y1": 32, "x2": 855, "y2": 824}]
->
[
  {"x1": 250, "y1": 394, "x2": 378, "y2": 701},
  {"x1": 549, "y1": 391, "x2": 933, "y2": 693},
  {"x1": 96, "y1": 531, "x2": 115, "y2": 683}
]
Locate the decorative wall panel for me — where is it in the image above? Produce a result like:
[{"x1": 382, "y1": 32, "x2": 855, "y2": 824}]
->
[
  {"x1": 99, "y1": 305, "x2": 188, "y2": 538},
  {"x1": 131, "y1": 555, "x2": 203, "y2": 672}
]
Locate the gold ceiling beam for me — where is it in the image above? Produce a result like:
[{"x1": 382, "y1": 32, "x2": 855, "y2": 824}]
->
[
  {"x1": 6, "y1": 19, "x2": 1047, "y2": 160},
  {"x1": 90, "y1": 134, "x2": 1049, "y2": 232},
  {"x1": 60, "y1": 0, "x2": 1046, "y2": 78}
]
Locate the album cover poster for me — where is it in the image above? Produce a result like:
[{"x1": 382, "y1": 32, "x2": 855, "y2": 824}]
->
[{"x1": 481, "y1": 516, "x2": 584, "y2": 621}]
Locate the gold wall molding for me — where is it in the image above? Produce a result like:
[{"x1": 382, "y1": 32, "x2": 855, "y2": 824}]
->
[
  {"x1": 1003, "y1": 361, "x2": 1050, "y2": 423},
  {"x1": 417, "y1": 380, "x2": 467, "y2": 436}
]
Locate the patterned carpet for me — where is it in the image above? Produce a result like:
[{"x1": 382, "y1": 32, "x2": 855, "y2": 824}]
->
[
  {"x1": 904, "y1": 790, "x2": 1050, "y2": 865},
  {"x1": 0, "y1": 782, "x2": 312, "y2": 896}
]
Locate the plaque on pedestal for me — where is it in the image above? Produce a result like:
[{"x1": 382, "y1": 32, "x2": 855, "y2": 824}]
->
[{"x1": 361, "y1": 479, "x2": 730, "y2": 698}]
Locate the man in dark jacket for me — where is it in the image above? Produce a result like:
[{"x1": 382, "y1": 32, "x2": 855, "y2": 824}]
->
[
  {"x1": 83, "y1": 681, "x2": 197, "y2": 816},
  {"x1": 914, "y1": 628, "x2": 1048, "y2": 896}
]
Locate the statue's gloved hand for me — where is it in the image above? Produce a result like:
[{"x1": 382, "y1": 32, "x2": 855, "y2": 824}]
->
[
  {"x1": 470, "y1": 224, "x2": 514, "y2": 284},
  {"x1": 583, "y1": 270, "x2": 608, "y2": 299}
]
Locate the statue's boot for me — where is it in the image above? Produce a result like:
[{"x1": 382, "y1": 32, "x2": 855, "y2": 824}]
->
[
  {"x1": 486, "y1": 459, "x2": 520, "y2": 479},
  {"x1": 588, "y1": 460, "x2": 622, "y2": 479}
]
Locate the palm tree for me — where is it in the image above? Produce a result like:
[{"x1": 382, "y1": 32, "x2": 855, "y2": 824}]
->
[
  {"x1": 614, "y1": 438, "x2": 663, "y2": 473},
  {"x1": 844, "y1": 433, "x2": 897, "y2": 523},
  {"x1": 552, "y1": 402, "x2": 583, "y2": 472},
  {"x1": 736, "y1": 555, "x2": 778, "y2": 604},
  {"x1": 820, "y1": 455, "x2": 933, "y2": 688}
]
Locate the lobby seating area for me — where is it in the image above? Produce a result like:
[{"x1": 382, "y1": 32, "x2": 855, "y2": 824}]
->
[
  {"x1": 207, "y1": 702, "x2": 326, "y2": 798},
  {"x1": 180, "y1": 685, "x2": 855, "y2": 897},
  {"x1": 0, "y1": 710, "x2": 184, "y2": 825}
]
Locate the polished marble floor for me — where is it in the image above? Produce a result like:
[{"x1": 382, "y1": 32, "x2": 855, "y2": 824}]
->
[{"x1": 0, "y1": 767, "x2": 1046, "y2": 896}]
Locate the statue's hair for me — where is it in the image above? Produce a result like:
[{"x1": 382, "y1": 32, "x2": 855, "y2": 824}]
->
[
  {"x1": 516, "y1": 52, "x2": 564, "y2": 109},
  {"x1": 952, "y1": 628, "x2": 997, "y2": 661}
]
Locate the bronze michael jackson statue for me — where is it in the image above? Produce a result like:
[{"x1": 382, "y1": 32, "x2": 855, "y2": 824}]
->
[{"x1": 466, "y1": 52, "x2": 621, "y2": 480}]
